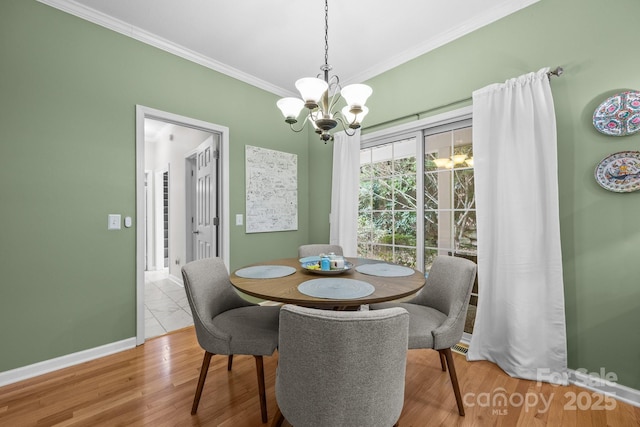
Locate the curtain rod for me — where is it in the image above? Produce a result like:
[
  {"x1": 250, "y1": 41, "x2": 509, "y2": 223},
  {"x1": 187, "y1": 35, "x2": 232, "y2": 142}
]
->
[
  {"x1": 547, "y1": 66, "x2": 564, "y2": 78},
  {"x1": 364, "y1": 66, "x2": 565, "y2": 132}
]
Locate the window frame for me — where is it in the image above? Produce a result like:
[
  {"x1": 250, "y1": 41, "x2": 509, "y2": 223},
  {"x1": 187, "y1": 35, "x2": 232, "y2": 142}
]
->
[{"x1": 361, "y1": 106, "x2": 472, "y2": 272}]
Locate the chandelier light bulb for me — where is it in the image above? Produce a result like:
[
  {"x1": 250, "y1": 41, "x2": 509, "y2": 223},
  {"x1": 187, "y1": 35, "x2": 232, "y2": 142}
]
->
[
  {"x1": 276, "y1": 98, "x2": 305, "y2": 123},
  {"x1": 295, "y1": 78, "x2": 329, "y2": 108},
  {"x1": 342, "y1": 106, "x2": 369, "y2": 128},
  {"x1": 341, "y1": 84, "x2": 373, "y2": 111},
  {"x1": 451, "y1": 154, "x2": 468, "y2": 164},
  {"x1": 432, "y1": 158, "x2": 450, "y2": 168}
]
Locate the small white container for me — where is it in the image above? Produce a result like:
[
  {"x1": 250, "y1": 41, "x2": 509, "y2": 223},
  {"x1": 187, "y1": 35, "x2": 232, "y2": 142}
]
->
[{"x1": 331, "y1": 257, "x2": 345, "y2": 269}]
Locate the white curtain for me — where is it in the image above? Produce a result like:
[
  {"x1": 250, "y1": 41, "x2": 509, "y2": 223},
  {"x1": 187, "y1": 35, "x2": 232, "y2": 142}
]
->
[
  {"x1": 467, "y1": 68, "x2": 568, "y2": 384},
  {"x1": 329, "y1": 130, "x2": 360, "y2": 257}
]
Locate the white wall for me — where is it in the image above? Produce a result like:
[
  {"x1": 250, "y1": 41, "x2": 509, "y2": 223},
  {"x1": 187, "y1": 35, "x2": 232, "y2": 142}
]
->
[{"x1": 144, "y1": 122, "x2": 211, "y2": 278}]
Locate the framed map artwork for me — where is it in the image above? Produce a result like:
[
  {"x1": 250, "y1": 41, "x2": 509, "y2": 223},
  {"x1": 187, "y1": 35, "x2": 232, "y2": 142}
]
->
[{"x1": 245, "y1": 145, "x2": 298, "y2": 233}]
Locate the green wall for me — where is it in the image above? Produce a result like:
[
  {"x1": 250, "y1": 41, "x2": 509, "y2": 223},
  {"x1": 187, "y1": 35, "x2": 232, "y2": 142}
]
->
[
  {"x1": 2, "y1": 0, "x2": 639, "y2": 394},
  {"x1": 0, "y1": 0, "x2": 311, "y2": 372},
  {"x1": 336, "y1": 0, "x2": 639, "y2": 390}
]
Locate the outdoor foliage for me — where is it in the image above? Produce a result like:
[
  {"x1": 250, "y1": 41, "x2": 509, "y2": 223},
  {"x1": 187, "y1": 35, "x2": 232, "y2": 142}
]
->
[{"x1": 358, "y1": 136, "x2": 476, "y2": 269}]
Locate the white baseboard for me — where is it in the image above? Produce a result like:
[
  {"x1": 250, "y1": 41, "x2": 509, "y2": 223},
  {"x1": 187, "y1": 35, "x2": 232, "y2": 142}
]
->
[
  {"x1": 461, "y1": 332, "x2": 472, "y2": 346},
  {"x1": 461, "y1": 339, "x2": 639, "y2": 408},
  {"x1": 168, "y1": 274, "x2": 183, "y2": 287},
  {"x1": 0, "y1": 337, "x2": 136, "y2": 387},
  {"x1": 567, "y1": 368, "x2": 640, "y2": 408}
]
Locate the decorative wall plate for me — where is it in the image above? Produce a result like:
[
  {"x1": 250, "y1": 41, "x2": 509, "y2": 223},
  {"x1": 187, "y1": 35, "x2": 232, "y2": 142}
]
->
[
  {"x1": 594, "y1": 151, "x2": 640, "y2": 192},
  {"x1": 593, "y1": 90, "x2": 640, "y2": 136}
]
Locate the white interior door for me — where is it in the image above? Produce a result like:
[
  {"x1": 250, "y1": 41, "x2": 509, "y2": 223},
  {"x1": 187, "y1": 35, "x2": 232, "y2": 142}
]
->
[{"x1": 193, "y1": 136, "x2": 218, "y2": 260}]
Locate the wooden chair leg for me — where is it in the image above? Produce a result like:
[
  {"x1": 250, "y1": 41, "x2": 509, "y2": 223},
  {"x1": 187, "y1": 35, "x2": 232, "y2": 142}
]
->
[
  {"x1": 439, "y1": 351, "x2": 447, "y2": 371},
  {"x1": 254, "y1": 356, "x2": 268, "y2": 423},
  {"x1": 439, "y1": 348, "x2": 465, "y2": 416},
  {"x1": 227, "y1": 355, "x2": 233, "y2": 371},
  {"x1": 192, "y1": 351, "x2": 214, "y2": 415},
  {"x1": 270, "y1": 405, "x2": 285, "y2": 427}
]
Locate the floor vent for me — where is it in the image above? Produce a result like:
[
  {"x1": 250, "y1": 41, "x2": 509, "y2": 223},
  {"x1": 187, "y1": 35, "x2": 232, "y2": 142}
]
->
[{"x1": 452, "y1": 343, "x2": 469, "y2": 355}]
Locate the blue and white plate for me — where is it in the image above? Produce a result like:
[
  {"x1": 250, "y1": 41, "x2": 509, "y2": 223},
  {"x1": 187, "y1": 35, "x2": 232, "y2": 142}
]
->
[{"x1": 301, "y1": 261, "x2": 353, "y2": 275}]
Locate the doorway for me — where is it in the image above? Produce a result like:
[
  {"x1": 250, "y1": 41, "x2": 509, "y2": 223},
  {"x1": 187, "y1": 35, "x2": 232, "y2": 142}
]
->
[{"x1": 136, "y1": 106, "x2": 230, "y2": 344}]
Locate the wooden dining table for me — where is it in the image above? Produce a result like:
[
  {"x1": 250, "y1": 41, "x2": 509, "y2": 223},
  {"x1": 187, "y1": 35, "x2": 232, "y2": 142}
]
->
[{"x1": 230, "y1": 257, "x2": 426, "y2": 309}]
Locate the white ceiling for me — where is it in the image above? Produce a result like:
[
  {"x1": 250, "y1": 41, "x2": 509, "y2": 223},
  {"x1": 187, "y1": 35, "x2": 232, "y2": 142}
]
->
[{"x1": 40, "y1": 0, "x2": 539, "y2": 97}]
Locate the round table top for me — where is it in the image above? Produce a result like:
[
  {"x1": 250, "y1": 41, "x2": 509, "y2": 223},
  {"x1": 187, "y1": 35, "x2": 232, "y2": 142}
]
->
[{"x1": 230, "y1": 257, "x2": 426, "y2": 308}]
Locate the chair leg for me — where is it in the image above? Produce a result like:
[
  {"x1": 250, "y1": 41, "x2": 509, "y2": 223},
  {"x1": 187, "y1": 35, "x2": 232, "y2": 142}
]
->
[
  {"x1": 439, "y1": 348, "x2": 465, "y2": 416},
  {"x1": 270, "y1": 405, "x2": 285, "y2": 427},
  {"x1": 439, "y1": 351, "x2": 447, "y2": 371},
  {"x1": 254, "y1": 356, "x2": 268, "y2": 423},
  {"x1": 192, "y1": 351, "x2": 214, "y2": 415},
  {"x1": 227, "y1": 355, "x2": 233, "y2": 371}
]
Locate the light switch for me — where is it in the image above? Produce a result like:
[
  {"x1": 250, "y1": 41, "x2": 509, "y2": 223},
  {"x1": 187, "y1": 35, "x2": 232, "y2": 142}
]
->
[
  {"x1": 235, "y1": 214, "x2": 243, "y2": 226},
  {"x1": 124, "y1": 216, "x2": 132, "y2": 228},
  {"x1": 108, "y1": 214, "x2": 121, "y2": 230}
]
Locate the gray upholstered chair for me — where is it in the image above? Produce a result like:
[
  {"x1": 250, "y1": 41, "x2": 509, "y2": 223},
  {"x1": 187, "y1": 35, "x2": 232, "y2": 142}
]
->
[
  {"x1": 371, "y1": 255, "x2": 477, "y2": 416},
  {"x1": 181, "y1": 258, "x2": 280, "y2": 423},
  {"x1": 271, "y1": 305, "x2": 409, "y2": 427},
  {"x1": 297, "y1": 244, "x2": 343, "y2": 258}
]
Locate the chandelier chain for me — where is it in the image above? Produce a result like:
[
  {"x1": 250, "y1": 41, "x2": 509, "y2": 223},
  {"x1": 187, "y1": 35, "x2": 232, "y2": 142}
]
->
[{"x1": 324, "y1": 0, "x2": 329, "y2": 68}]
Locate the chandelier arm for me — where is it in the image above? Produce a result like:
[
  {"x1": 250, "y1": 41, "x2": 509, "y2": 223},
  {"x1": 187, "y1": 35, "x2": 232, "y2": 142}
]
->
[
  {"x1": 327, "y1": 93, "x2": 340, "y2": 116},
  {"x1": 288, "y1": 114, "x2": 311, "y2": 133},
  {"x1": 326, "y1": 77, "x2": 342, "y2": 114},
  {"x1": 335, "y1": 116, "x2": 357, "y2": 136},
  {"x1": 335, "y1": 110, "x2": 358, "y2": 128}
]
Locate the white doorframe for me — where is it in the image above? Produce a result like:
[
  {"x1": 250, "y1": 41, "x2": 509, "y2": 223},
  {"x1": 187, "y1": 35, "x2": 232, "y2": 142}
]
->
[{"x1": 135, "y1": 105, "x2": 230, "y2": 345}]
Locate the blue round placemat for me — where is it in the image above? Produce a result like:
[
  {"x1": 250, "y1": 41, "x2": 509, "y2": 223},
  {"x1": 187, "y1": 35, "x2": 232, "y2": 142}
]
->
[
  {"x1": 355, "y1": 263, "x2": 415, "y2": 277},
  {"x1": 234, "y1": 265, "x2": 296, "y2": 279},
  {"x1": 298, "y1": 278, "x2": 375, "y2": 299}
]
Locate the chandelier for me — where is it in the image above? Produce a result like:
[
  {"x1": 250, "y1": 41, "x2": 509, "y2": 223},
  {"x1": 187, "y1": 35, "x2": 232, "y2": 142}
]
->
[{"x1": 276, "y1": 0, "x2": 373, "y2": 142}]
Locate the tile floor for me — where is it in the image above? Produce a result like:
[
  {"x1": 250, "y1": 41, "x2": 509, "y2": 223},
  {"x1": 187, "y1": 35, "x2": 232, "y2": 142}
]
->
[{"x1": 144, "y1": 270, "x2": 193, "y2": 339}]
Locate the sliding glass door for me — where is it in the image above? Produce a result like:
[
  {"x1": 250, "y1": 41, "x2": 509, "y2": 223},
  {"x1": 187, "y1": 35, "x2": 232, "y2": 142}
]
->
[{"x1": 358, "y1": 117, "x2": 477, "y2": 334}]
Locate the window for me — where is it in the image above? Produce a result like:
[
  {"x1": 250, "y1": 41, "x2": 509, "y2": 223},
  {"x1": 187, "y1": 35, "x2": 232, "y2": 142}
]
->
[
  {"x1": 358, "y1": 113, "x2": 477, "y2": 334},
  {"x1": 358, "y1": 137, "x2": 418, "y2": 267}
]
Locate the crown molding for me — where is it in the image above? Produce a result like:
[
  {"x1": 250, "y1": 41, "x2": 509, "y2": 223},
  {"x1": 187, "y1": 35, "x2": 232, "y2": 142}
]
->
[
  {"x1": 36, "y1": 0, "x2": 295, "y2": 97},
  {"x1": 345, "y1": 0, "x2": 541, "y2": 86},
  {"x1": 38, "y1": 0, "x2": 539, "y2": 96}
]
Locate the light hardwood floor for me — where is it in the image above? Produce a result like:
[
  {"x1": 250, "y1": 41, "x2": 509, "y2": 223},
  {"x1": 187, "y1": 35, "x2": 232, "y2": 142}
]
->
[{"x1": 1, "y1": 327, "x2": 638, "y2": 426}]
